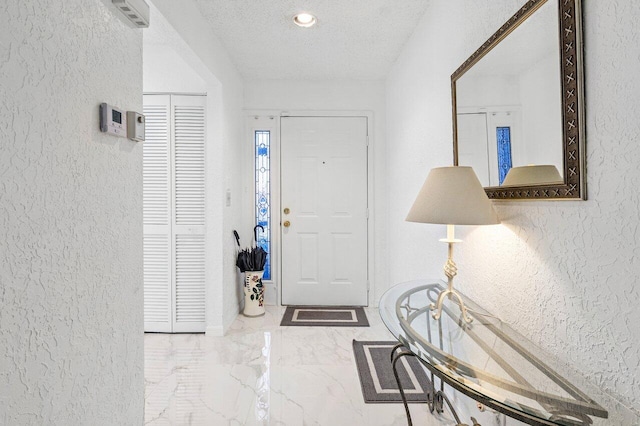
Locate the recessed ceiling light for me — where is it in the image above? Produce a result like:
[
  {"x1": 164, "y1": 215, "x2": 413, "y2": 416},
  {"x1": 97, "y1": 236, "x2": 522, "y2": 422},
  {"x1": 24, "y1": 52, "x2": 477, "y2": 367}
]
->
[{"x1": 293, "y1": 12, "x2": 316, "y2": 28}]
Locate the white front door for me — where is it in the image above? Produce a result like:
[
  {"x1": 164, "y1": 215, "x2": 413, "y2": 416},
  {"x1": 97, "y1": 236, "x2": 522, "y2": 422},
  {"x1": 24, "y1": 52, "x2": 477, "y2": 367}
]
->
[
  {"x1": 280, "y1": 116, "x2": 368, "y2": 306},
  {"x1": 457, "y1": 113, "x2": 490, "y2": 186}
]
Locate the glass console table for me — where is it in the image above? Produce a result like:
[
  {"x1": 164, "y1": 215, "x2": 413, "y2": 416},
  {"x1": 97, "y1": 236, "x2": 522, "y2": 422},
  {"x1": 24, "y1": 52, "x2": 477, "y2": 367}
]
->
[{"x1": 379, "y1": 279, "x2": 609, "y2": 426}]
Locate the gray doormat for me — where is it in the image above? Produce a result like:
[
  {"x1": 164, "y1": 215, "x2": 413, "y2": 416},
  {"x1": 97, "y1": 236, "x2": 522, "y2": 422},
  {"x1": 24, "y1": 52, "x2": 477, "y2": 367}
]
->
[
  {"x1": 353, "y1": 340, "x2": 432, "y2": 403},
  {"x1": 280, "y1": 306, "x2": 369, "y2": 327}
]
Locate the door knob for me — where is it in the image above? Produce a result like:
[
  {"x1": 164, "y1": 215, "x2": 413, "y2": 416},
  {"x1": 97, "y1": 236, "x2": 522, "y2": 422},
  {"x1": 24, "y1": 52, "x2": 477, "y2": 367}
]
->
[
  {"x1": 283, "y1": 207, "x2": 290, "y2": 214},
  {"x1": 283, "y1": 220, "x2": 291, "y2": 228}
]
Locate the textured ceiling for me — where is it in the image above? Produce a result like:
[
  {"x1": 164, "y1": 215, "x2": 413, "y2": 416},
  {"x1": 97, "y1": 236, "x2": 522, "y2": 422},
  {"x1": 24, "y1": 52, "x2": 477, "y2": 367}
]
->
[{"x1": 193, "y1": 0, "x2": 431, "y2": 80}]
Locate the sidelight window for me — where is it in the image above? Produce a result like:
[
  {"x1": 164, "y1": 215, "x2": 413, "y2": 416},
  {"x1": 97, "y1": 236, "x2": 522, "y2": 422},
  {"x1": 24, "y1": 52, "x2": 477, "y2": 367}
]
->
[
  {"x1": 255, "y1": 130, "x2": 271, "y2": 280},
  {"x1": 496, "y1": 126, "x2": 513, "y2": 185}
]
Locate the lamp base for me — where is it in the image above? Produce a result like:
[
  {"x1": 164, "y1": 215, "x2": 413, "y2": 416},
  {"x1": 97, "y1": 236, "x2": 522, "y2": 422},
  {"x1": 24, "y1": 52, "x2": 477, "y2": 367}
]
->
[
  {"x1": 431, "y1": 227, "x2": 473, "y2": 323},
  {"x1": 429, "y1": 287, "x2": 473, "y2": 323}
]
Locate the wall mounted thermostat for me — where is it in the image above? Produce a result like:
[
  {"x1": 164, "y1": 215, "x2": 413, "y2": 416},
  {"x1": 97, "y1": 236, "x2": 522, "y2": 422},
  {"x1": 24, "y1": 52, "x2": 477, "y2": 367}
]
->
[
  {"x1": 100, "y1": 103, "x2": 127, "y2": 137},
  {"x1": 127, "y1": 111, "x2": 145, "y2": 142}
]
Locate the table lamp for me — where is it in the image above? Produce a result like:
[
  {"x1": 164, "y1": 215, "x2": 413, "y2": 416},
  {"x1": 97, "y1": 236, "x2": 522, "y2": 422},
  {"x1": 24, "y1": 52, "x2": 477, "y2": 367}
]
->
[
  {"x1": 502, "y1": 165, "x2": 563, "y2": 186},
  {"x1": 406, "y1": 166, "x2": 499, "y2": 323}
]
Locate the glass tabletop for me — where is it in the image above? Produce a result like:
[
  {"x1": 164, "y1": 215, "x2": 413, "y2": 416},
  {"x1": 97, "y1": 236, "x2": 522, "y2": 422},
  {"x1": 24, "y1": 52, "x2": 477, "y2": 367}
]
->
[{"x1": 379, "y1": 279, "x2": 611, "y2": 426}]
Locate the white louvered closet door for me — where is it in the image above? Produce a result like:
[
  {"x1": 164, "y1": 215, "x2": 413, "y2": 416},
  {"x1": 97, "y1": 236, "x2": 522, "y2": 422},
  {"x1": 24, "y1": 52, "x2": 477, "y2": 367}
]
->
[
  {"x1": 143, "y1": 95, "x2": 172, "y2": 332},
  {"x1": 143, "y1": 94, "x2": 206, "y2": 333},
  {"x1": 170, "y1": 95, "x2": 206, "y2": 332}
]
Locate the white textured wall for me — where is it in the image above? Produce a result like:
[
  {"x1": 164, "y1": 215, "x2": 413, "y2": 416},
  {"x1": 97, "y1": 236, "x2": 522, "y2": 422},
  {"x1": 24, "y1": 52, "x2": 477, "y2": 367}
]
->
[
  {"x1": 150, "y1": 0, "x2": 245, "y2": 335},
  {"x1": 386, "y1": 0, "x2": 640, "y2": 421},
  {"x1": 0, "y1": 0, "x2": 143, "y2": 424},
  {"x1": 244, "y1": 79, "x2": 388, "y2": 304},
  {"x1": 143, "y1": 45, "x2": 207, "y2": 93}
]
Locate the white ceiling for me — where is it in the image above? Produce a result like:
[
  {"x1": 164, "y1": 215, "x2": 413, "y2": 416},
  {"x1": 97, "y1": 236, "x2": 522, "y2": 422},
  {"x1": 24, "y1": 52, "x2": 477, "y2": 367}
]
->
[{"x1": 192, "y1": 0, "x2": 431, "y2": 80}]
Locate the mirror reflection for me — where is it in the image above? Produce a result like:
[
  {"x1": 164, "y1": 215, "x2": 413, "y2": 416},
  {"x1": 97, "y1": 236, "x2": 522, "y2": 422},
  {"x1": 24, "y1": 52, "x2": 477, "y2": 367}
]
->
[{"x1": 455, "y1": 0, "x2": 564, "y2": 188}]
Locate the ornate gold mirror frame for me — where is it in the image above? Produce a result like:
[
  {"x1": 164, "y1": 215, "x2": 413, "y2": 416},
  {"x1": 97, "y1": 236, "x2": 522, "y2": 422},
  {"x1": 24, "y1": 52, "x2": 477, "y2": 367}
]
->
[{"x1": 451, "y1": 0, "x2": 585, "y2": 200}]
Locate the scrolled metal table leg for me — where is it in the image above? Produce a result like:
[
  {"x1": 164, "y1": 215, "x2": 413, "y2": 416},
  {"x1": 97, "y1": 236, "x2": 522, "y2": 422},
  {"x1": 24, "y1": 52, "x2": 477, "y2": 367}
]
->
[
  {"x1": 438, "y1": 389, "x2": 462, "y2": 424},
  {"x1": 390, "y1": 342, "x2": 405, "y2": 363},
  {"x1": 391, "y1": 348, "x2": 416, "y2": 426},
  {"x1": 391, "y1": 343, "x2": 472, "y2": 426},
  {"x1": 432, "y1": 389, "x2": 444, "y2": 414}
]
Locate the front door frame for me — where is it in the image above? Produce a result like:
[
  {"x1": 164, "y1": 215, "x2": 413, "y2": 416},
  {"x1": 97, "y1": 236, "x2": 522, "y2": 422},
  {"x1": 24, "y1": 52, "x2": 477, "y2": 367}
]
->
[{"x1": 245, "y1": 110, "x2": 375, "y2": 307}]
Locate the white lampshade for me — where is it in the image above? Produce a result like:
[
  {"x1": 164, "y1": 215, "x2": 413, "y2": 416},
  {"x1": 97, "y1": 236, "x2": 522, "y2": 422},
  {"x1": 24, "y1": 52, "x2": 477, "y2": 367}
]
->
[
  {"x1": 406, "y1": 166, "x2": 499, "y2": 225},
  {"x1": 502, "y1": 165, "x2": 563, "y2": 186}
]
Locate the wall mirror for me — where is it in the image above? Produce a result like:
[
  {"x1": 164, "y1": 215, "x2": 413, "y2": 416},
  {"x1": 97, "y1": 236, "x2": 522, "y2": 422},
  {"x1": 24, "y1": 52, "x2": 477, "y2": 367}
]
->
[{"x1": 452, "y1": 0, "x2": 585, "y2": 200}]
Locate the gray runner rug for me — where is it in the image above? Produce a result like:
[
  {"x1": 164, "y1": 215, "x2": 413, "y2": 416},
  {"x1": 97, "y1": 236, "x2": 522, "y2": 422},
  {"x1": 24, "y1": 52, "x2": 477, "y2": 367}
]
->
[
  {"x1": 353, "y1": 340, "x2": 432, "y2": 403},
  {"x1": 280, "y1": 306, "x2": 369, "y2": 327}
]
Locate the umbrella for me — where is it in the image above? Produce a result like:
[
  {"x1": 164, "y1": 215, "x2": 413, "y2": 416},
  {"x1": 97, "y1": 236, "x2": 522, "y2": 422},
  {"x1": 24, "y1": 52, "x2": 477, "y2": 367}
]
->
[
  {"x1": 249, "y1": 225, "x2": 267, "y2": 271},
  {"x1": 234, "y1": 227, "x2": 268, "y2": 272},
  {"x1": 234, "y1": 230, "x2": 249, "y2": 272},
  {"x1": 253, "y1": 225, "x2": 263, "y2": 247}
]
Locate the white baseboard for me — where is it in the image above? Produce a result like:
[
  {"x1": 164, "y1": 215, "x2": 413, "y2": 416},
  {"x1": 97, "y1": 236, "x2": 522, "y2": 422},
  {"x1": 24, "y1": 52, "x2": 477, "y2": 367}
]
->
[
  {"x1": 205, "y1": 325, "x2": 224, "y2": 336},
  {"x1": 222, "y1": 310, "x2": 238, "y2": 334},
  {"x1": 207, "y1": 311, "x2": 240, "y2": 336}
]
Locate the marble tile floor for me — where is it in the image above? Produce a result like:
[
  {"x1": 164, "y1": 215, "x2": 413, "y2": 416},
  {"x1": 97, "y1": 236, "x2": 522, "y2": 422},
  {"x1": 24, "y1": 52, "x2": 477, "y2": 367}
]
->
[{"x1": 144, "y1": 305, "x2": 460, "y2": 426}]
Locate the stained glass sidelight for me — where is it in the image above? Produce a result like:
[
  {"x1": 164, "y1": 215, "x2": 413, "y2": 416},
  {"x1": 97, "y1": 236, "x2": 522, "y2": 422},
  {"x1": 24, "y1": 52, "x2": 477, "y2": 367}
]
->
[
  {"x1": 255, "y1": 130, "x2": 271, "y2": 279},
  {"x1": 496, "y1": 127, "x2": 513, "y2": 185}
]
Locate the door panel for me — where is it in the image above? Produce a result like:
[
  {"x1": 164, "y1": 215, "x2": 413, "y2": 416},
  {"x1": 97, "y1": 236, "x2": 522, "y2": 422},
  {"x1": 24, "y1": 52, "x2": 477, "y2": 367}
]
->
[
  {"x1": 298, "y1": 158, "x2": 319, "y2": 214},
  {"x1": 281, "y1": 116, "x2": 368, "y2": 306},
  {"x1": 143, "y1": 234, "x2": 171, "y2": 331},
  {"x1": 331, "y1": 234, "x2": 352, "y2": 281},
  {"x1": 143, "y1": 95, "x2": 172, "y2": 332},
  {"x1": 171, "y1": 96, "x2": 206, "y2": 333},
  {"x1": 298, "y1": 233, "x2": 319, "y2": 282},
  {"x1": 173, "y1": 234, "x2": 205, "y2": 332},
  {"x1": 457, "y1": 113, "x2": 490, "y2": 187}
]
